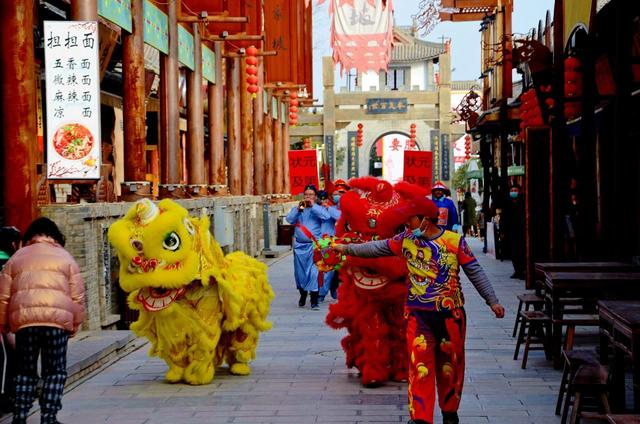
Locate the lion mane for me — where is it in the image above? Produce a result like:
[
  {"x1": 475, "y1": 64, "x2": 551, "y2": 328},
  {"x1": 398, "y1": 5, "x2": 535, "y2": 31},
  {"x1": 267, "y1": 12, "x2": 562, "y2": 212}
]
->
[{"x1": 108, "y1": 199, "x2": 274, "y2": 385}]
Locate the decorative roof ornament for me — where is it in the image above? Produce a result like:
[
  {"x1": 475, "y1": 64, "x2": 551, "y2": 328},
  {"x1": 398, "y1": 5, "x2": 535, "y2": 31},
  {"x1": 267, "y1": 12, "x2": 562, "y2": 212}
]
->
[{"x1": 318, "y1": 0, "x2": 394, "y2": 75}]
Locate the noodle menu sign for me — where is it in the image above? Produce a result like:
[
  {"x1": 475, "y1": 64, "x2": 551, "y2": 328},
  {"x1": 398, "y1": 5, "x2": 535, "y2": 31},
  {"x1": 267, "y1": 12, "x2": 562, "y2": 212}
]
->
[{"x1": 44, "y1": 21, "x2": 101, "y2": 179}]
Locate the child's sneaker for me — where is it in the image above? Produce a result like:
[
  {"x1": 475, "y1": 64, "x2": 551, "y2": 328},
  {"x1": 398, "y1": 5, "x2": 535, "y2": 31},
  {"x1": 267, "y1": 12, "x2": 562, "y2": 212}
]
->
[{"x1": 311, "y1": 304, "x2": 320, "y2": 310}]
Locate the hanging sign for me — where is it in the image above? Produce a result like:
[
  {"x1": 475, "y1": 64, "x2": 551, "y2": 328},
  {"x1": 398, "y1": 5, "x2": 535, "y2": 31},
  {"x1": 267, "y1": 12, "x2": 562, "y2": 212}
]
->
[
  {"x1": 202, "y1": 44, "x2": 215, "y2": 83},
  {"x1": 44, "y1": 21, "x2": 101, "y2": 179},
  {"x1": 431, "y1": 129, "x2": 440, "y2": 182},
  {"x1": 403, "y1": 151, "x2": 433, "y2": 191},
  {"x1": 143, "y1": 0, "x2": 168, "y2": 54},
  {"x1": 325, "y1": 135, "x2": 335, "y2": 180},
  {"x1": 288, "y1": 150, "x2": 319, "y2": 196},
  {"x1": 441, "y1": 133, "x2": 450, "y2": 181},
  {"x1": 98, "y1": 0, "x2": 132, "y2": 33},
  {"x1": 366, "y1": 98, "x2": 408, "y2": 114},
  {"x1": 178, "y1": 25, "x2": 195, "y2": 70}
]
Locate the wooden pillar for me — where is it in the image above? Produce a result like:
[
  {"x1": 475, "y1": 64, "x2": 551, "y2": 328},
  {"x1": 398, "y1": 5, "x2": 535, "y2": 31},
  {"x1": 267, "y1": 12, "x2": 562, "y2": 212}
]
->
[
  {"x1": 322, "y1": 57, "x2": 336, "y2": 178},
  {"x1": 273, "y1": 95, "x2": 283, "y2": 193},
  {"x1": 282, "y1": 119, "x2": 291, "y2": 194},
  {"x1": 186, "y1": 23, "x2": 205, "y2": 191},
  {"x1": 208, "y1": 42, "x2": 225, "y2": 189},
  {"x1": 240, "y1": 59, "x2": 254, "y2": 195},
  {"x1": 264, "y1": 93, "x2": 274, "y2": 194},
  {"x1": 160, "y1": 0, "x2": 180, "y2": 184},
  {"x1": 0, "y1": 0, "x2": 38, "y2": 231},
  {"x1": 253, "y1": 58, "x2": 265, "y2": 194},
  {"x1": 122, "y1": 0, "x2": 147, "y2": 182},
  {"x1": 71, "y1": 0, "x2": 97, "y2": 20},
  {"x1": 226, "y1": 56, "x2": 242, "y2": 195}
]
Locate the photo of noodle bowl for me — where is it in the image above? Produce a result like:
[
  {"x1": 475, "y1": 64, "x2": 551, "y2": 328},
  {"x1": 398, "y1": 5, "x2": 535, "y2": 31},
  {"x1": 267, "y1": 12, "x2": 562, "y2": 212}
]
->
[{"x1": 52, "y1": 123, "x2": 95, "y2": 161}]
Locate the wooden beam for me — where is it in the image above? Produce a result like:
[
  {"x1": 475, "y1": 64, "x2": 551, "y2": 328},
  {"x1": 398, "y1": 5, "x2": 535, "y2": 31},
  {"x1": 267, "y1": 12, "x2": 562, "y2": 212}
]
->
[
  {"x1": 264, "y1": 96, "x2": 274, "y2": 194},
  {"x1": 289, "y1": 125, "x2": 324, "y2": 137},
  {"x1": 122, "y1": 0, "x2": 147, "y2": 181},
  {"x1": 298, "y1": 114, "x2": 323, "y2": 124},
  {"x1": 334, "y1": 107, "x2": 439, "y2": 122},
  {"x1": 187, "y1": 23, "x2": 205, "y2": 187},
  {"x1": 204, "y1": 34, "x2": 264, "y2": 42},
  {"x1": 224, "y1": 51, "x2": 277, "y2": 58},
  {"x1": 208, "y1": 42, "x2": 225, "y2": 187},
  {"x1": 449, "y1": 0, "x2": 497, "y2": 8},
  {"x1": 177, "y1": 16, "x2": 248, "y2": 23},
  {"x1": 227, "y1": 56, "x2": 242, "y2": 195},
  {"x1": 440, "y1": 12, "x2": 488, "y2": 22},
  {"x1": 240, "y1": 59, "x2": 254, "y2": 195}
]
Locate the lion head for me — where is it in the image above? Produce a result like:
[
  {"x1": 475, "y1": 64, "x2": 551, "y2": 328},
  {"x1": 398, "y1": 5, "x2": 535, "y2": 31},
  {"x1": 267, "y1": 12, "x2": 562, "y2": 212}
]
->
[{"x1": 108, "y1": 199, "x2": 217, "y2": 311}]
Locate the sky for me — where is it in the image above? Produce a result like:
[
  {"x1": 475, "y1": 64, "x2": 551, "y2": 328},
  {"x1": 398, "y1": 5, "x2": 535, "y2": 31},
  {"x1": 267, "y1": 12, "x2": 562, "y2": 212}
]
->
[{"x1": 311, "y1": 0, "x2": 555, "y2": 101}]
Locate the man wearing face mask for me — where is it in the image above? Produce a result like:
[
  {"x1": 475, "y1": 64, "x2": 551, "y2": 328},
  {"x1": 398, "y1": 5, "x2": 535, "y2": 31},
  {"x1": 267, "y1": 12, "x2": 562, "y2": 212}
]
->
[
  {"x1": 430, "y1": 181, "x2": 459, "y2": 232},
  {"x1": 333, "y1": 196, "x2": 504, "y2": 424}
]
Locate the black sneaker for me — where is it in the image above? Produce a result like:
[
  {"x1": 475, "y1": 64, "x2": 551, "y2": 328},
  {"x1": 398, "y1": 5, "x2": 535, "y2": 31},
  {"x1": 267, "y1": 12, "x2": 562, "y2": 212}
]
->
[{"x1": 442, "y1": 411, "x2": 459, "y2": 424}]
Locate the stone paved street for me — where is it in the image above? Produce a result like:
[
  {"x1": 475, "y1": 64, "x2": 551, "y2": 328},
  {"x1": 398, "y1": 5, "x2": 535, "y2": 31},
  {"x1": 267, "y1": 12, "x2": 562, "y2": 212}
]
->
[{"x1": 26, "y1": 238, "x2": 567, "y2": 424}]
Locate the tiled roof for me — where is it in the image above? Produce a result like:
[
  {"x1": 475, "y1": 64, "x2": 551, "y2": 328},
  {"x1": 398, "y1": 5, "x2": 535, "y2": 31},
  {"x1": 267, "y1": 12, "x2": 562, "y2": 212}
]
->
[{"x1": 391, "y1": 27, "x2": 446, "y2": 63}]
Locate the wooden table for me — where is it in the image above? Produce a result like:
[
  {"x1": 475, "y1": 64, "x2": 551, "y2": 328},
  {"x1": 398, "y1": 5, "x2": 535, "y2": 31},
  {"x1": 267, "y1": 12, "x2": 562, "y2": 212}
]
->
[
  {"x1": 544, "y1": 272, "x2": 640, "y2": 368},
  {"x1": 535, "y1": 262, "x2": 638, "y2": 289},
  {"x1": 599, "y1": 301, "x2": 640, "y2": 412}
]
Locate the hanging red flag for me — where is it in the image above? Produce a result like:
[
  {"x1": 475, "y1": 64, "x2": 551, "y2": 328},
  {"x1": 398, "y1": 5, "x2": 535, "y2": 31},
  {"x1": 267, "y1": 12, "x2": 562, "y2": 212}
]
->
[{"x1": 320, "y1": 0, "x2": 394, "y2": 75}]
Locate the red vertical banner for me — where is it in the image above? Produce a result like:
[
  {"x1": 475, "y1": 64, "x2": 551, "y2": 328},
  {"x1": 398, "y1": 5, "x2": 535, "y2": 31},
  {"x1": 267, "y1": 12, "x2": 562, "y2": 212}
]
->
[
  {"x1": 403, "y1": 151, "x2": 433, "y2": 192},
  {"x1": 288, "y1": 150, "x2": 319, "y2": 195}
]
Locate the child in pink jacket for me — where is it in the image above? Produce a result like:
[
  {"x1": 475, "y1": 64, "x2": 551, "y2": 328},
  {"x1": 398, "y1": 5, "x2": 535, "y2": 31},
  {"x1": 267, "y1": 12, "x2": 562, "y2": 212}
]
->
[{"x1": 0, "y1": 218, "x2": 85, "y2": 424}]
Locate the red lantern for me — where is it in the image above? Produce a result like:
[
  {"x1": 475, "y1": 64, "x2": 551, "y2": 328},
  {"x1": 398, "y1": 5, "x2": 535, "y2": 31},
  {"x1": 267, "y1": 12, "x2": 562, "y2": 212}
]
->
[
  {"x1": 246, "y1": 45, "x2": 259, "y2": 57},
  {"x1": 464, "y1": 134, "x2": 472, "y2": 160},
  {"x1": 289, "y1": 112, "x2": 298, "y2": 120},
  {"x1": 290, "y1": 91, "x2": 298, "y2": 99},
  {"x1": 289, "y1": 105, "x2": 298, "y2": 113},
  {"x1": 246, "y1": 66, "x2": 258, "y2": 76},
  {"x1": 245, "y1": 56, "x2": 258, "y2": 67},
  {"x1": 247, "y1": 85, "x2": 259, "y2": 95},
  {"x1": 356, "y1": 123, "x2": 363, "y2": 147},
  {"x1": 246, "y1": 75, "x2": 258, "y2": 85}
]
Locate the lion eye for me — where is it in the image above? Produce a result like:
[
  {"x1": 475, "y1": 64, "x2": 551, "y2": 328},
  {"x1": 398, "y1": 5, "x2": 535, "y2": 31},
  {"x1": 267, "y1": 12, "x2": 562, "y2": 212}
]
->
[{"x1": 162, "y1": 232, "x2": 181, "y2": 251}]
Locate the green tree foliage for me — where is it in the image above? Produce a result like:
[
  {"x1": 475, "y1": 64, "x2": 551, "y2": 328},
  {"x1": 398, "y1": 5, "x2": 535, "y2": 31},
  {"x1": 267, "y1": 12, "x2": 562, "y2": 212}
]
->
[{"x1": 452, "y1": 162, "x2": 469, "y2": 191}]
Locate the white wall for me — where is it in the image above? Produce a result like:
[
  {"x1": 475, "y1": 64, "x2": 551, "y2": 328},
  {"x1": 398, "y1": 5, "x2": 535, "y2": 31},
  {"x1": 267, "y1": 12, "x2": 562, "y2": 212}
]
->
[
  {"x1": 410, "y1": 62, "x2": 427, "y2": 90},
  {"x1": 362, "y1": 71, "x2": 379, "y2": 91}
]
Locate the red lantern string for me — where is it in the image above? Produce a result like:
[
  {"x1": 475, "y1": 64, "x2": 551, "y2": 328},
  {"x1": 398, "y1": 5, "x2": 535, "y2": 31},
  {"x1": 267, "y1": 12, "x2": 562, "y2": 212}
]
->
[{"x1": 244, "y1": 45, "x2": 259, "y2": 98}]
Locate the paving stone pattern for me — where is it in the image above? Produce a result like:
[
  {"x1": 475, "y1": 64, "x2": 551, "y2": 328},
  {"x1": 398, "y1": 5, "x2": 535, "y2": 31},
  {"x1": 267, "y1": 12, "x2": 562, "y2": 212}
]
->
[{"x1": 25, "y1": 238, "x2": 570, "y2": 424}]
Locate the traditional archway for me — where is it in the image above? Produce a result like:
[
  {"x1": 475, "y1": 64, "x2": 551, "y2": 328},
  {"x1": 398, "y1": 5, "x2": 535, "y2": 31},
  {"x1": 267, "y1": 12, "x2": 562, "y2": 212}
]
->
[{"x1": 368, "y1": 130, "x2": 423, "y2": 181}]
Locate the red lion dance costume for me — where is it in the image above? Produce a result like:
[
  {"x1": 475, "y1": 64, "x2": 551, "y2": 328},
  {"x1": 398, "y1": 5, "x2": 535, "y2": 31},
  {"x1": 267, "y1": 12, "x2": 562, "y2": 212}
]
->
[{"x1": 326, "y1": 177, "x2": 429, "y2": 386}]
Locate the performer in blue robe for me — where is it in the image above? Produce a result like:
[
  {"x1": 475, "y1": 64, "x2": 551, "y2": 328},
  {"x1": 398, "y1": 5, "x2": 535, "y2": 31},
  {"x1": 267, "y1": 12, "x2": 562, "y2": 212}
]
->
[
  {"x1": 286, "y1": 185, "x2": 331, "y2": 310},
  {"x1": 316, "y1": 190, "x2": 341, "y2": 301}
]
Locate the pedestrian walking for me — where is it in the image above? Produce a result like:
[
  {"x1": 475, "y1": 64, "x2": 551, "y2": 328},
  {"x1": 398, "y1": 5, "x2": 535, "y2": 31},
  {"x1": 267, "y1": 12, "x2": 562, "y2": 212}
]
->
[
  {"x1": 316, "y1": 190, "x2": 341, "y2": 302},
  {"x1": 505, "y1": 184, "x2": 526, "y2": 279},
  {"x1": 0, "y1": 217, "x2": 85, "y2": 424},
  {"x1": 430, "y1": 181, "x2": 459, "y2": 231},
  {"x1": 461, "y1": 192, "x2": 478, "y2": 237},
  {"x1": 0, "y1": 226, "x2": 20, "y2": 413},
  {"x1": 0, "y1": 226, "x2": 21, "y2": 270},
  {"x1": 286, "y1": 185, "x2": 332, "y2": 310},
  {"x1": 333, "y1": 196, "x2": 504, "y2": 424}
]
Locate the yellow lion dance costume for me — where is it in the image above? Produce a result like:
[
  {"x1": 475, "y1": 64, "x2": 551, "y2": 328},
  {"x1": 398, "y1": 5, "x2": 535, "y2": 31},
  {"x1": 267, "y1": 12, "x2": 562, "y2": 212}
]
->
[{"x1": 108, "y1": 199, "x2": 274, "y2": 385}]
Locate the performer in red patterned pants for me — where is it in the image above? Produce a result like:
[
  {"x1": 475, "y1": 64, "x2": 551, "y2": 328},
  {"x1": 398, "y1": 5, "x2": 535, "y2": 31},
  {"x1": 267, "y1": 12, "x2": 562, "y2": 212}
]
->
[
  {"x1": 335, "y1": 195, "x2": 504, "y2": 424},
  {"x1": 406, "y1": 309, "x2": 466, "y2": 424}
]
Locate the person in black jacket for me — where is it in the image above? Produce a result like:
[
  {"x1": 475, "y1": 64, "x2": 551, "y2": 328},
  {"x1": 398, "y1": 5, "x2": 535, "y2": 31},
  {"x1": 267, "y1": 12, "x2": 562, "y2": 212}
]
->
[{"x1": 505, "y1": 185, "x2": 526, "y2": 279}]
